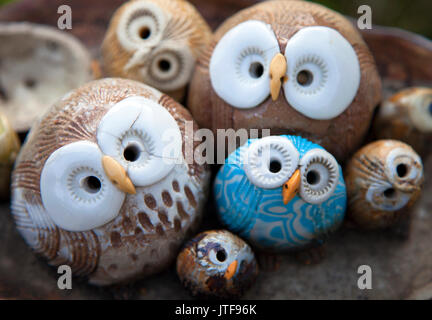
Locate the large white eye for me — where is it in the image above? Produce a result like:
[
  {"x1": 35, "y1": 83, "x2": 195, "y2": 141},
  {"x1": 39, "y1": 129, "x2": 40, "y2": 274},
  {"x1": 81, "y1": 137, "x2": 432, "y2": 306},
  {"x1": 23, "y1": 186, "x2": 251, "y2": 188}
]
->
[
  {"x1": 116, "y1": 1, "x2": 166, "y2": 51},
  {"x1": 97, "y1": 96, "x2": 182, "y2": 187},
  {"x1": 244, "y1": 136, "x2": 299, "y2": 189},
  {"x1": 40, "y1": 141, "x2": 125, "y2": 232},
  {"x1": 210, "y1": 20, "x2": 279, "y2": 109},
  {"x1": 283, "y1": 27, "x2": 361, "y2": 120},
  {"x1": 406, "y1": 90, "x2": 432, "y2": 132},
  {"x1": 299, "y1": 148, "x2": 339, "y2": 204},
  {"x1": 208, "y1": 247, "x2": 229, "y2": 266},
  {"x1": 385, "y1": 147, "x2": 423, "y2": 192}
]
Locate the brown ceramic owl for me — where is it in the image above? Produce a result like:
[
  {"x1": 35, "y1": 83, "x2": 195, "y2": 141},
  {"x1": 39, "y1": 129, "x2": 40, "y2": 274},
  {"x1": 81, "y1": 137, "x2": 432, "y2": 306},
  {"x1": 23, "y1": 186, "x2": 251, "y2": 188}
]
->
[
  {"x1": 176, "y1": 230, "x2": 258, "y2": 299},
  {"x1": 344, "y1": 140, "x2": 423, "y2": 229},
  {"x1": 188, "y1": 0, "x2": 381, "y2": 161},
  {"x1": 0, "y1": 111, "x2": 20, "y2": 200},
  {"x1": 101, "y1": 0, "x2": 212, "y2": 102},
  {"x1": 10, "y1": 78, "x2": 210, "y2": 285},
  {"x1": 372, "y1": 87, "x2": 432, "y2": 156}
]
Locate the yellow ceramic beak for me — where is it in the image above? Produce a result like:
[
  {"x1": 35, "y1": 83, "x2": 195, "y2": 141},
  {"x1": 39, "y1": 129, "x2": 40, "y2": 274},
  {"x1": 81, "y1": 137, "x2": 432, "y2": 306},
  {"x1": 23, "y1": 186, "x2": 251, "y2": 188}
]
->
[
  {"x1": 283, "y1": 169, "x2": 301, "y2": 205},
  {"x1": 102, "y1": 155, "x2": 136, "y2": 194},
  {"x1": 224, "y1": 260, "x2": 238, "y2": 280},
  {"x1": 269, "y1": 53, "x2": 287, "y2": 101}
]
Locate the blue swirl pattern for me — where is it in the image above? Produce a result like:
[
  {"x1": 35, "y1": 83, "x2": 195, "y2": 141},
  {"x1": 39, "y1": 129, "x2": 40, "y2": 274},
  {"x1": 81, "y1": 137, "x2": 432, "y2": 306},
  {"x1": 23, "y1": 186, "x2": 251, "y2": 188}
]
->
[{"x1": 214, "y1": 135, "x2": 347, "y2": 252}]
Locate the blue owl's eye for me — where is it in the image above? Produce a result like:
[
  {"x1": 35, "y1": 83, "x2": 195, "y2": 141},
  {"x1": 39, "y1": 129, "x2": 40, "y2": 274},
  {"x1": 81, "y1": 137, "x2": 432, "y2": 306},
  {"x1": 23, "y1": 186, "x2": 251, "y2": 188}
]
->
[{"x1": 428, "y1": 102, "x2": 432, "y2": 115}]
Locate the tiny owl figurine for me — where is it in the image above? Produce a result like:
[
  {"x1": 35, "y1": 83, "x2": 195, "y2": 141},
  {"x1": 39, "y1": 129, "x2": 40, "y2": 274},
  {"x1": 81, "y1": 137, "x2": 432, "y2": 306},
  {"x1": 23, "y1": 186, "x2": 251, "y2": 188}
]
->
[
  {"x1": 176, "y1": 230, "x2": 258, "y2": 299},
  {"x1": 214, "y1": 135, "x2": 347, "y2": 252},
  {"x1": 0, "y1": 111, "x2": 20, "y2": 199},
  {"x1": 188, "y1": 0, "x2": 381, "y2": 161},
  {"x1": 101, "y1": 0, "x2": 212, "y2": 101},
  {"x1": 10, "y1": 78, "x2": 210, "y2": 285},
  {"x1": 373, "y1": 87, "x2": 432, "y2": 156},
  {"x1": 345, "y1": 140, "x2": 423, "y2": 229}
]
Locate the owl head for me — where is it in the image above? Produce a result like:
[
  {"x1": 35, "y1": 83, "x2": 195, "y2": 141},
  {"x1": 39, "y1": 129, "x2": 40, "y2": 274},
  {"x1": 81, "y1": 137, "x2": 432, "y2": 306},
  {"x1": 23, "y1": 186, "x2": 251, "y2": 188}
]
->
[
  {"x1": 188, "y1": 0, "x2": 381, "y2": 161},
  {"x1": 214, "y1": 135, "x2": 347, "y2": 252},
  {"x1": 11, "y1": 78, "x2": 210, "y2": 285},
  {"x1": 101, "y1": 0, "x2": 212, "y2": 101},
  {"x1": 176, "y1": 230, "x2": 258, "y2": 298},
  {"x1": 373, "y1": 87, "x2": 432, "y2": 155},
  {"x1": 345, "y1": 140, "x2": 423, "y2": 229}
]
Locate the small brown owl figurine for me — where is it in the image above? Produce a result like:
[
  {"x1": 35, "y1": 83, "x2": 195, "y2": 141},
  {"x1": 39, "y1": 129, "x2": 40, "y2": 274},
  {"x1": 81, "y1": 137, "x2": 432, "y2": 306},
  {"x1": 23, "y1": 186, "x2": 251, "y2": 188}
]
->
[
  {"x1": 176, "y1": 230, "x2": 258, "y2": 299},
  {"x1": 345, "y1": 140, "x2": 423, "y2": 229},
  {"x1": 373, "y1": 87, "x2": 432, "y2": 156},
  {"x1": 101, "y1": 0, "x2": 212, "y2": 101},
  {"x1": 10, "y1": 78, "x2": 210, "y2": 285},
  {"x1": 0, "y1": 111, "x2": 20, "y2": 200},
  {"x1": 188, "y1": 0, "x2": 381, "y2": 161}
]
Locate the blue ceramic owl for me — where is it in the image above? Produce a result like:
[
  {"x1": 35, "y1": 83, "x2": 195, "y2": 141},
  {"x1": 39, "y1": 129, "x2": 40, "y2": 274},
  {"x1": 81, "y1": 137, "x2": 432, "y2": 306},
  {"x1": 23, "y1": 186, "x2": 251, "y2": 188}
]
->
[{"x1": 214, "y1": 135, "x2": 347, "y2": 252}]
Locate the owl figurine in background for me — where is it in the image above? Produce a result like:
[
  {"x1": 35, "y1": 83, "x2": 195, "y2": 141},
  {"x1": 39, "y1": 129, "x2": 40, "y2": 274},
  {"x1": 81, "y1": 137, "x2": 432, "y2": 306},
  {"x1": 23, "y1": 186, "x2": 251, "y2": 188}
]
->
[
  {"x1": 188, "y1": 0, "x2": 381, "y2": 161},
  {"x1": 10, "y1": 78, "x2": 210, "y2": 285},
  {"x1": 176, "y1": 230, "x2": 258, "y2": 299},
  {"x1": 214, "y1": 135, "x2": 347, "y2": 253},
  {"x1": 372, "y1": 87, "x2": 432, "y2": 156},
  {"x1": 344, "y1": 140, "x2": 423, "y2": 230},
  {"x1": 101, "y1": 0, "x2": 212, "y2": 101}
]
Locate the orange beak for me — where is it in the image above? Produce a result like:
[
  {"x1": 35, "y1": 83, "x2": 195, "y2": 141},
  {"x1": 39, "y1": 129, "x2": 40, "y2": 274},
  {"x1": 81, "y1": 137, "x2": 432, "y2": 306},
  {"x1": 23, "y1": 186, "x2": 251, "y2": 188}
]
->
[
  {"x1": 224, "y1": 260, "x2": 238, "y2": 280},
  {"x1": 102, "y1": 155, "x2": 136, "y2": 194},
  {"x1": 269, "y1": 53, "x2": 287, "y2": 101},
  {"x1": 282, "y1": 169, "x2": 301, "y2": 205}
]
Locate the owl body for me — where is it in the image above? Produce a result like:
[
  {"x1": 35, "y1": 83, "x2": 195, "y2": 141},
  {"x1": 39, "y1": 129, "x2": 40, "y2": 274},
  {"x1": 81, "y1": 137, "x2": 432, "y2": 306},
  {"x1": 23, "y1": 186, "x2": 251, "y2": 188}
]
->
[
  {"x1": 11, "y1": 78, "x2": 210, "y2": 285},
  {"x1": 373, "y1": 87, "x2": 432, "y2": 156},
  {"x1": 188, "y1": 0, "x2": 381, "y2": 161},
  {"x1": 214, "y1": 135, "x2": 347, "y2": 252},
  {"x1": 345, "y1": 140, "x2": 423, "y2": 229},
  {"x1": 102, "y1": 0, "x2": 212, "y2": 101},
  {"x1": 176, "y1": 230, "x2": 258, "y2": 299}
]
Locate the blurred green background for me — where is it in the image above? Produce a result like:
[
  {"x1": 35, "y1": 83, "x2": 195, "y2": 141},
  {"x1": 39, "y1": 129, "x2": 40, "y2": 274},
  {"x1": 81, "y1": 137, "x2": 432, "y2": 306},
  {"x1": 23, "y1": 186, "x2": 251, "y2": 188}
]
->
[{"x1": 0, "y1": 0, "x2": 430, "y2": 38}]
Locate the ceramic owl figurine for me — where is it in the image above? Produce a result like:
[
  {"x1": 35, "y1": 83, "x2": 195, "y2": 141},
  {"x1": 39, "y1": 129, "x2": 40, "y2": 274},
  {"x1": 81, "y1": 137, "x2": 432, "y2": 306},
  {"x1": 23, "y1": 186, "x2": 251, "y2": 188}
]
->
[
  {"x1": 10, "y1": 78, "x2": 210, "y2": 285},
  {"x1": 101, "y1": 0, "x2": 212, "y2": 101},
  {"x1": 344, "y1": 140, "x2": 423, "y2": 229},
  {"x1": 214, "y1": 135, "x2": 347, "y2": 252},
  {"x1": 372, "y1": 87, "x2": 432, "y2": 156},
  {"x1": 0, "y1": 111, "x2": 20, "y2": 199},
  {"x1": 188, "y1": 0, "x2": 381, "y2": 161},
  {"x1": 176, "y1": 230, "x2": 258, "y2": 299}
]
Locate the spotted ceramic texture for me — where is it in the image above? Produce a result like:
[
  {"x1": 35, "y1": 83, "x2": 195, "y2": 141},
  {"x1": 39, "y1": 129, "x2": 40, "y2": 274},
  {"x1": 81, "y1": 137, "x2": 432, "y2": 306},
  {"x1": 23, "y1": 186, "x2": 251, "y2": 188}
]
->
[
  {"x1": 0, "y1": 111, "x2": 20, "y2": 199},
  {"x1": 188, "y1": 0, "x2": 381, "y2": 162},
  {"x1": 0, "y1": 22, "x2": 93, "y2": 132},
  {"x1": 102, "y1": 0, "x2": 212, "y2": 101},
  {"x1": 345, "y1": 140, "x2": 423, "y2": 229},
  {"x1": 10, "y1": 78, "x2": 210, "y2": 285},
  {"x1": 214, "y1": 135, "x2": 347, "y2": 252},
  {"x1": 176, "y1": 230, "x2": 258, "y2": 299},
  {"x1": 373, "y1": 87, "x2": 432, "y2": 155}
]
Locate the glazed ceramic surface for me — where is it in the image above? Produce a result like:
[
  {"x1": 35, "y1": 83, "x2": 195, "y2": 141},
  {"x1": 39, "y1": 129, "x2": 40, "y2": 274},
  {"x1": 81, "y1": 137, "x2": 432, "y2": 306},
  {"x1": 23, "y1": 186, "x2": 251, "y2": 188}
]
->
[
  {"x1": 0, "y1": 111, "x2": 20, "y2": 199},
  {"x1": 373, "y1": 87, "x2": 432, "y2": 155},
  {"x1": 176, "y1": 230, "x2": 258, "y2": 299},
  {"x1": 214, "y1": 135, "x2": 346, "y2": 252},
  {"x1": 188, "y1": 0, "x2": 381, "y2": 161},
  {"x1": 102, "y1": 0, "x2": 212, "y2": 101},
  {"x1": 345, "y1": 139, "x2": 423, "y2": 229},
  {"x1": 0, "y1": 22, "x2": 93, "y2": 132},
  {"x1": 10, "y1": 78, "x2": 210, "y2": 285}
]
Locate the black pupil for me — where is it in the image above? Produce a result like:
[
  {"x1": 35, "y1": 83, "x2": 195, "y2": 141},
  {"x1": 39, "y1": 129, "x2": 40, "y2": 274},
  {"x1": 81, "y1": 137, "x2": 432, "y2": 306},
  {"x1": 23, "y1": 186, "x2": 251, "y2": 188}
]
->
[
  {"x1": 269, "y1": 160, "x2": 282, "y2": 173},
  {"x1": 306, "y1": 170, "x2": 320, "y2": 185},
  {"x1": 396, "y1": 164, "x2": 408, "y2": 178},
  {"x1": 25, "y1": 78, "x2": 37, "y2": 88},
  {"x1": 158, "y1": 59, "x2": 171, "y2": 72},
  {"x1": 139, "y1": 27, "x2": 151, "y2": 39},
  {"x1": 84, "y1": 176, "x2": 101, "y2": 194},
  {"x1": 297, "y1": 70, "x2": 313, "y2": 86},
  {"x1": 123, "y1": 144, "x2": 140, "y2": 162},
  {"x1": 216, "y1": 249, "x2": 227, "y2": 262},
  {"x1": 249, "y1": 62, "x2": 264, "y2": 79},
  {"x1": 384, "y1": 188, "x2": 396, "y2": 199}
]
